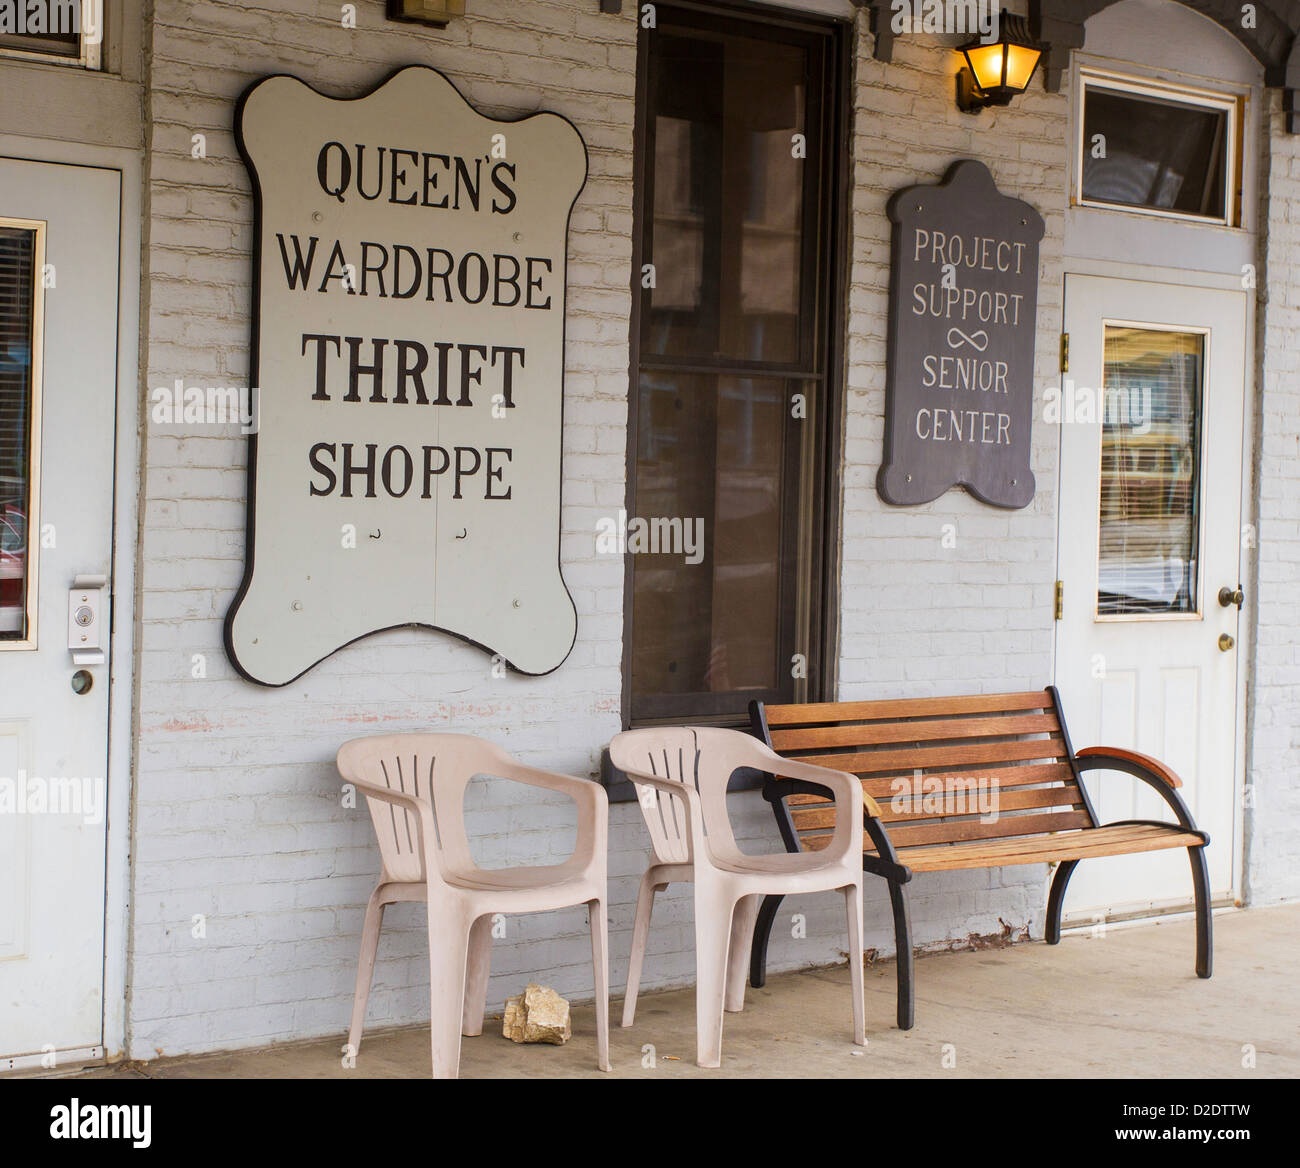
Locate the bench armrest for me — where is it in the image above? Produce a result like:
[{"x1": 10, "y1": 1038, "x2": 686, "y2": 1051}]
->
[
  {"x1": 1076, "y1": 746, "x2": 1182, "y2": 789},
  {"x1": 1073, "y1": 747, "x2": 1201, "y2": 833}
]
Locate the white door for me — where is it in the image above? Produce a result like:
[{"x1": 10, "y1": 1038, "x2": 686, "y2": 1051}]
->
[
  {"x1": 0, "y1": 158, "x2": 120, "y2": 1064},
  {"x1": 1054, "y1": 273, "x2": 1245, "y2": 920}
]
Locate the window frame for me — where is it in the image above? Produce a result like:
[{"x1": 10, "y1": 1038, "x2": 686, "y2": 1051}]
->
[
  {"x1": 620, "y1": 0, "x2": 849, "y2": 730},
  {"x1": 0, "y1": 0, "x2": 103, "y2": 70},
  {"x1": 0, "y1": 217, "x2": 47, "y2": 652},
  {"x1": 1092, "y1": 316, "x2": 1211, "y2": 625},
  {"x1": 1075, "y1": 68, "x2": 1243, "y2": 227}
]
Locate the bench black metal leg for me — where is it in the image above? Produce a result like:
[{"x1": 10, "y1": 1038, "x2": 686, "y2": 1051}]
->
[
  {"x1": 748, "y1": 893, "x2": 784, "y2": 989},
  {"x1": 1044, "y1": 858, "x2": 1079, "y2": 944},
  {"x1": 888, "y1": 879, "x2": 914, "y2": 1030},
  {"x1": 1189, "y1": 845, "x2": 1213, "y2": 979}
]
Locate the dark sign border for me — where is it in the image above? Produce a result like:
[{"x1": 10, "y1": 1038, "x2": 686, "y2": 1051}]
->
[
  {"x1": 224, "y1": 65, "x2": 588, "y2": 687},
  {"x1": 878, "y1": 159, "x2": 1044, "y2": 510}
]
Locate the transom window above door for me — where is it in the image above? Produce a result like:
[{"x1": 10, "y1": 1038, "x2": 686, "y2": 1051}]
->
[{"x1": 1077, "y1": 70, "x2": 1243, "y2": 226}]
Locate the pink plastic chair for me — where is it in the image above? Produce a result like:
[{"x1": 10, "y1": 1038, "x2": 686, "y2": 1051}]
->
[
  {"x1": 610, "y1": 726, "x2": 871, "y2": 1068},
  {"x1": 337, "y1": 733, "x2": 611, "y2": 1078}
]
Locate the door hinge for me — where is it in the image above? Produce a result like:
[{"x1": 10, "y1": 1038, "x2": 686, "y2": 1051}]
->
[
  {"x1": 1059, "y1": 333, "x2": 1070, "y2": 373},
  {"x1": 1054, "y1": 580, "x2": 1064, "y2": 621}
]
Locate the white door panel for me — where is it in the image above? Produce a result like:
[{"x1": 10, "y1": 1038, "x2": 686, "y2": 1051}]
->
[
  {"x1": 0, "y1": 158, "x2": 120, "y2": 1059},
  {"x1": 1055, "y1": 274, "x2": 1244, "y2": 918}
]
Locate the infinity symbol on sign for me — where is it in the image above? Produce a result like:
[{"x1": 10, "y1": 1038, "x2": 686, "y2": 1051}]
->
[{"x1": 947, "y1": 327, "x2": 990, "y2": 352}]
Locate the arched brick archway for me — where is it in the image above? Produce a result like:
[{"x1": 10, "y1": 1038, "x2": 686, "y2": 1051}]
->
[{"x1": 858, "y1": 0, "x2": 1300, "y2": 129}]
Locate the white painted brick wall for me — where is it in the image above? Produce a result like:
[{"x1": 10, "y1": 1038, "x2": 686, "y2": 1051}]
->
[
  {"x1": 133, "y1": 0, "x2": 642, "y2": 1059},
  {"x1": 830, "y1": 18, "x2": 1066, "y2": 947},
  {"x1": 129, "y1": 1, "x2": 1292, "y2": 1061},
  {"x1": 1245, "y1": 91, "x2": 1300, "y2": 905}
]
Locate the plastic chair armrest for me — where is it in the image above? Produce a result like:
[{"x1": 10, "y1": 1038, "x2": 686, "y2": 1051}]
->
[
  {"x1": 345, "y1": 776, "x2": 439, "y2": 881},
  {"x1": 494, "y1": 762, "x2": 609, "y2": 869},
  {"x1": 766, "y1": 757, "x2": 881, "y2": 819}
]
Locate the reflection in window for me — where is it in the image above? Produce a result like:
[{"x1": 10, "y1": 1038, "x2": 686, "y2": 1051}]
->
[
  {"x1": 629, "y1": 6, "x2": 838, "y2": 722},
  {"x1": 1097, "y1": 327, "x2": 1204, "y2": 616},
  {"x1": 1081, "y1": 83, "x2": 1232, "y2": 221},
  {"x1": 643, "y1": 29, "x2": 806, "y2": 365},
  {"x1": 631, "y1": 372, "x2": 788, "y2": 701},
  {"x1": 0, "y1": 226, "x2": 37, "y2": 639}
]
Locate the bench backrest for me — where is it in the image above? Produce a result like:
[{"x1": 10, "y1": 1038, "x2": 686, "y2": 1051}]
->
[{"x1": 753, "y1": 688, "x2": 1097, "y2": 853}]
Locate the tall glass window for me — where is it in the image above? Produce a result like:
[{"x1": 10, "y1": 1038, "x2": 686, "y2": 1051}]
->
[{"x1": 627, "y1": 4, "x2": 843, "y2": 723}]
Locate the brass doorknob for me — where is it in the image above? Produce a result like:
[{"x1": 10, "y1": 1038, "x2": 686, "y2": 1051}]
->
[
  {"x1": 1218, "y1": 586, "x2": 1245, "y2": 609},
  {"x1": 1218, "y1": 633, "x2": 1235, "y2": 652}
]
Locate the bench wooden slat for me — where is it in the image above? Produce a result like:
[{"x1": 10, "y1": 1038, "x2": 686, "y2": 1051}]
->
[
  {"x1": 784, "y1": 762, "x2": 1078, "y2": 805},
  {"x1": 883, "y1": 810, "x2": 1093, "y2": 848},
  {"x1": 899, "y1": 824, "x2": 1204, "y2": 871},
  {"x1": 796, "y1": 736, "x2": 1069, "y2": 776},
  {"x1": 789, "y1": 783, "x2": 1083, "y2": 829},
  {"x1": 894, "y1": 821, "x2": 1179, "y2": 863},
  {"x1": 800, "y1": 821, "x2": 1200, "y2": 866},
  {"x1": 768, "y1": 712, "x2": 1063, "y2": 752},
  {"x1": 762, "y1": 691, "x2": 1052, "y2": 726}
]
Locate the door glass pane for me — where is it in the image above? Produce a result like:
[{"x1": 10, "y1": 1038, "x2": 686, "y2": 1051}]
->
[
  {"x1": 630, "y1": 371, "x2": 788, "y2": 708},
  {"x1": 1082, "y1": 85, "x2": 1229, "y2": 220},
  {"x1": 643, "y1": 29, "x2": 807, "y2": 364},
  {"x1": 0, "y1": 226, "x2": 37, "y2": 640},
  {"x1": 1097, "y1": 326, "x2": 1204, "y2": 616}
]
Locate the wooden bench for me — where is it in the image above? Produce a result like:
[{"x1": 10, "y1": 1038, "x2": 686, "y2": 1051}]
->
[{"x1": 747, "y1": 686, "x2": 1212, "y2": 1029}]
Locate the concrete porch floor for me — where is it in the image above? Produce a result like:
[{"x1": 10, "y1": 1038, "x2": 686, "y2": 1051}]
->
[{"x1": 68, "y1": 904, "x2": 1299, "y2": 1079}]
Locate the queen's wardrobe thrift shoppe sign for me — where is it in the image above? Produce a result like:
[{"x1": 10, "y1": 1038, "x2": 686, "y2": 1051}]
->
[
  {"x1": 225, "y1": 66, "x2": 587, "y2": 685},
  {"x1": 878, "y1": 160, "x2": 1044, "y2": 509}
]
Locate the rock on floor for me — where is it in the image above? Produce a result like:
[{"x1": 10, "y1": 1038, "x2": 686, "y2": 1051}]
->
[{"x1": 502, "y1": 984, "x2": 571, "y2": 1046}]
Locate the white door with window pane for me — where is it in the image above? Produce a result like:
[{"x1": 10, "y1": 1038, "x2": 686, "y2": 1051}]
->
[
  {"x1": 1054, "y1": 274, "x2": 1245, "y2": 919},
  {"x1": 0, "y1": 158, "x2": 120, "y2": 1063}
]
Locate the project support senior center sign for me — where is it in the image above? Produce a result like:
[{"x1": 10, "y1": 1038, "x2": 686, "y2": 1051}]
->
[
  {"x1": 878, "y1": 160, "x2": 1044, "y2": 509},
  {"x1": 225, "y1": 67, "x2": 586, "y2": 685}
]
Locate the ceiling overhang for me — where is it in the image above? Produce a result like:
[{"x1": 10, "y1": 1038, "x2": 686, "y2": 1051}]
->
[{"x1": 856, "y1": 0, "x2": 1300, "y2": 130}]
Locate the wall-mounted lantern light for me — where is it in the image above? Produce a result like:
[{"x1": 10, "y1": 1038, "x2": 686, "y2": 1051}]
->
[
  {"x1": 386, "y1": 0, "x2": 465, "y2": 28},
  {"x1": 956, "y1": 11, "x2": 1043, "y2": 113}
]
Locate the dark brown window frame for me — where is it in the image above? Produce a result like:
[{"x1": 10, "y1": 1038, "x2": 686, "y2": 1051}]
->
[{"x1": 619, "y1": 0, "x2": 850, "y2": 733}]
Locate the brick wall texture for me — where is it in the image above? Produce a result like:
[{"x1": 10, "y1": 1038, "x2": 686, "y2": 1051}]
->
[{"x1": 126, "y1": 1, "x2": 1295, "y2": 1058}]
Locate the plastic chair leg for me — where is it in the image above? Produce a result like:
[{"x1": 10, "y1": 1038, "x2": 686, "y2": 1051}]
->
[
  {"x1": 589, "y1": 897, "x2": 612, "y2": 1071},
  {"x1": 725, "y1": 894, "x2": 760, "y2": 1013},
  {"x1": 695, "y1": 887, "x2": 736, "y2": 1069},
  {"x1": 622, "y1": 871, "x2": 660, "y2": 1028},
  {"x1": 347, "y1": 886, "x2": 387, "y2": 1058},
  {"x1": 844, "y1": 883, "x2": 866, "y2": 1047},
  {"x1": 426, "y1": 902, "x2": 472, "y2": 1079},
  {"x1": 461, "y1": 914, "x2": 495, "y2": 1037}
]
